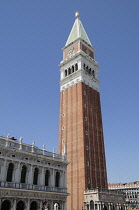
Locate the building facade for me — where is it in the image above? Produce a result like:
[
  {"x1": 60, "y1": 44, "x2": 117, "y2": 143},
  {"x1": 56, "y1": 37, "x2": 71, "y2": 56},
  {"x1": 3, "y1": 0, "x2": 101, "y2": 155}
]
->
[
  {"x1": 109, "y1": 182, "x2": 139, "y2": 210},
  {"x1": 0, "y1": 135, "x2": 68, "y2": 210},
  {"x1": 84, "y1": 188, "x2": 126, "y2": 210},
  {"x1": 58, "y1": 12, "x2": 108, "y2": 210}
]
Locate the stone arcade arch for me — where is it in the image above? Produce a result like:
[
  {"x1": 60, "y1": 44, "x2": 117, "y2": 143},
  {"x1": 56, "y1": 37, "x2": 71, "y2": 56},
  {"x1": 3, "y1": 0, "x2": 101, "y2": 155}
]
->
[
  {"x1": 30, "y1": 201, "x2": 37, "y2": 210},
  {"x1": 43, "y1": 201, "x2": 49, "y2": 210},
  {"x1": 1, "y1": 200, "x2": 11, "y2": 210},
  {"x1": 16, "y1": 200, "x2": 25, "y2": 210},
  {"x1": 90, "y1": 200, "x2": 94, "y2": 210},
  {"x1": 54, "y1": 202, "x2": 60, "y2": 210}
]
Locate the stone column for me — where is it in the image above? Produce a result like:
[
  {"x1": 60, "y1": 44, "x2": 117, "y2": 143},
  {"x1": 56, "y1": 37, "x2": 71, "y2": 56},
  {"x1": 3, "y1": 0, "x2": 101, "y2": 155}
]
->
[
  {"x1": 97, "y1": 204, "x2": 100, "y2": 210},
  {"x1": 11, "y1": 199, "x2": 16, "y2": 210},
  {"x1": 125, "y1": 205, "x2": 128, "y2": 210},
  {"x1": 28, "y1": 165, "x2": 33, "y2": 189},
  {"x1": 59, "y1": 170, "x2": 63, "y2": 188},
  {"x1": 108, "y1": 204, "x2": 111, "y2": 210},
  {"x1": 64, "y1": 170, "x2": 66, "y2": 188},
  {"x1": 62, "y1": 200, "x2": 66, "y2": 210},
  {"x1": 39, "y1": 200, "x2": 42, "y2": 210},
  {"x1": 38, "y1": 167, "x2": 44, "y2": 186},
  {"x1": 40, "y1": 167, "x2": 45, "y2": 186},
  {"x1": 13, "y1": 162, "x2": 21, "y2": 188},
  {"x1": 27, "y1": 199, "x2": 30, "y2": 210},
  {"x1": 50, "y1": 201, "x2": 53, "y2": 210},
  {"x1": 100, "y1": 203, "x2": 102, "y2": 210},
  {"x1": 49, "y1": 169, "x2": 53, "y2": 187},
  {"x1": 14, "y1": 162, "x2": 21, "y2": 183},
  {"x1": 1, "y1": 159, "x2": 7, "y2": 182},
  {"x1": 116, "y1": 205, "x2": 119, "y2": 210},
  {"x1": 51, "y1": 169, "x2": 55, "y2": 188}
]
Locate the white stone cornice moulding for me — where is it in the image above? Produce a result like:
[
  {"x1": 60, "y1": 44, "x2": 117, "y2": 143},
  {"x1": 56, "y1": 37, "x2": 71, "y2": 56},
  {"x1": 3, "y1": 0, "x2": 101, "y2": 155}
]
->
[
  {"x1": 59, "y1": 50, "x2": 99, "y2": 68},
  {"x1": 0, "y1": 187, "x2": 68, "y2": 200}
]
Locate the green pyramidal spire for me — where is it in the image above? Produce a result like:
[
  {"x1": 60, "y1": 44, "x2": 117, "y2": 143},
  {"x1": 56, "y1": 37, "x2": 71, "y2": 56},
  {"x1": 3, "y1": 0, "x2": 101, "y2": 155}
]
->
[{"x1": 65, "y1": 12, "x2": 92, "y2": 47}]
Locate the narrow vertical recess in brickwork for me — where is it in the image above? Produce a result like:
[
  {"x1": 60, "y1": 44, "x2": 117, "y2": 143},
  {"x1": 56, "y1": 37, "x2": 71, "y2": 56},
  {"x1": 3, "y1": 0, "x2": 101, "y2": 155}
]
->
[{"x1": 58, "y1": 92, "x2": 63, "y2": 154}]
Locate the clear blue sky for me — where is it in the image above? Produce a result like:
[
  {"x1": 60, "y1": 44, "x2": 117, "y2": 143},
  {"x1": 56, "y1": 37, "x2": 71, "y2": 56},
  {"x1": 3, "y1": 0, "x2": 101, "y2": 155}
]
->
[{"x1": 0, "y1": 0, "x2": 139, "y2": 184}]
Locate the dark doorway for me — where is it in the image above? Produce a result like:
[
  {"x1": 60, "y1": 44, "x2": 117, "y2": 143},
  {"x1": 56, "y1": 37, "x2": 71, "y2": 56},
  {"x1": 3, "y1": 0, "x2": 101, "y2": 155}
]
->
[
  {"x1": 30, "y1": 201, "x2": 37, "y2": 210},
  {"x1": 16, "y1": 201, "x2": 25, "y2": 210},
  {"x1": 1, "y1": 200, "x2": 11, "y2": 210}
]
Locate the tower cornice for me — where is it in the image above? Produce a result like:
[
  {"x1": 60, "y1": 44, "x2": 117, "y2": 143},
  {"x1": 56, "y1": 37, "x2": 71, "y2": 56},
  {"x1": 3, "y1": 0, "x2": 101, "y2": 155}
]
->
[
  {"x1": 62, "y1": 38, "x2": 95, "y2": 51},
  {"x1": 59, "y1": 50, "x2": 99, "y2": 68}
]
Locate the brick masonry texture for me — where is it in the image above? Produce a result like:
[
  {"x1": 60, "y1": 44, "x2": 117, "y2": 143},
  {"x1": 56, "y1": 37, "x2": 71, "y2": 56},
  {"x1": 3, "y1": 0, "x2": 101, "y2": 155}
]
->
[{"x1": 59, "y1": 82, "x2": 108, "y2": 210}]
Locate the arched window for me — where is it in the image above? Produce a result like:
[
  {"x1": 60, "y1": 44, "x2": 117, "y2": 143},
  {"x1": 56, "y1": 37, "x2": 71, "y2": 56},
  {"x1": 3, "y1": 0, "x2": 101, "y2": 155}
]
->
[
  {"x1": 6, "y1": 163, "x2": 14, "y2": 182},
  {"x1": 45, "y1": 170, "x2": 50, "y2": 186},
  {"x1": 54, "y1": 203, "x2": 60, "y2": 210},
  {"x1": 83, "y1": 63, "x2": 86, "y2": 70},
  {"x1": 33, "y1": 168, "x2": 39, "y2": 185},
  {"x1": 75, "y1": 63, "x2": 78, "y2": 71},
  {"x1": 89, "y1": 68, "x2": 91, "y2": 74},
  {"x1": 55, "y1": 171, "x2": 60, "y2": 187},
  {"x1": 30, "y1": 201, "x2": 37, "y2": 210},
  {"x1": 68, "y1": 68, "x2": 71, "y2": 75},
  {"x1": 65, "y1": 70, "x2": 67, "y2": 77},
  {"x1": 90, "y1": 200, "x2": 94, "y2": 210},
  {"x1": 43, "y1": 202, "x2": 49, "y2": 209},
  {"x1": 72, "y1": 65, "x2": 74, "y2": 73},
  {"x1": 20, "y1": 165, "x2": 27, "y2": 183},
  {"x1": 86, "y1": 66, "x2": 88, "y2": 72},
  {"x1": 1, "y1": 200, "x2": 11, "y2": 210},
  {"x1": 92, "y1": 70, "x2": 95, "y2": 78},
  {"x1": 16, "y1": 201, "x2": 25, "y2": 210}
]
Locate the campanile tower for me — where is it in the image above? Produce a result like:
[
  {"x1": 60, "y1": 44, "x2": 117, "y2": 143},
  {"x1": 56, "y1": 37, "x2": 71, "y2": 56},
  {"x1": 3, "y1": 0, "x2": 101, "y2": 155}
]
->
[{"x1": 59, "y1": 12, "x2": 108, "y2": 210}]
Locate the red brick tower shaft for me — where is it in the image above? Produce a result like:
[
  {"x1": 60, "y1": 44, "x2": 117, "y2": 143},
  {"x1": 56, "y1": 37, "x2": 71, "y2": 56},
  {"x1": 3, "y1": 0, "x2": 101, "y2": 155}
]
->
[{"x1": 59, "y1": 12, "x2": 108, "y2": 210}]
